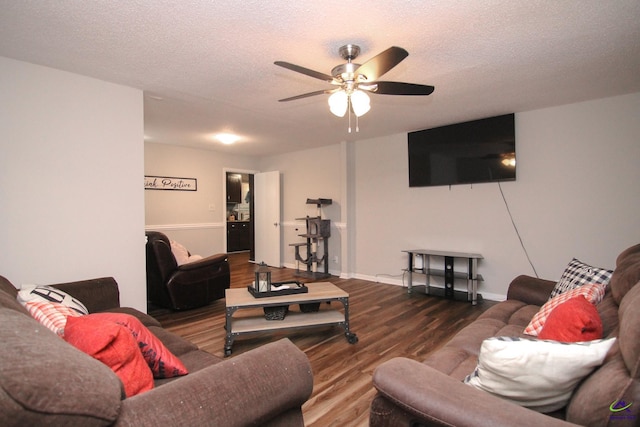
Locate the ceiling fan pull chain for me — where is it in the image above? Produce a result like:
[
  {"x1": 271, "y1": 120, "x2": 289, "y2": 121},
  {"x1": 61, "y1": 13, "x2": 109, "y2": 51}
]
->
[
  {"x1": 348, "y1": 97, "x2": 353, "y2": 133},
  {"x1": 356, "y1": 114, "x2": 360, "y2": 132}
]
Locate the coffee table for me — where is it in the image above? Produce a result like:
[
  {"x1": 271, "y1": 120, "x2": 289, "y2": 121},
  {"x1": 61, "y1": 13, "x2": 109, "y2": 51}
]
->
[{"x1": 224, "y1": 282, "x2": 358, "y2": 356}]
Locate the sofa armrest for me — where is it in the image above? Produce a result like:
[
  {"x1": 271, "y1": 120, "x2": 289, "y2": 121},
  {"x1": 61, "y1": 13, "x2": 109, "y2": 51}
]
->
[
  {"x1": 50, "y1": 277, "x2": 121, "y2": 313},
  {"x1": 116, "y1": 338, "x2": 313, "y2": 427},
  {"x1": 506, "y1": 274, "x2": 556, "y2": 306},
  {"x1": 177, "y1": 253, "x2": 229, "y2": 272},
  {"x1": 372, "y1": 357, "x2": 576, "y2": 427}
]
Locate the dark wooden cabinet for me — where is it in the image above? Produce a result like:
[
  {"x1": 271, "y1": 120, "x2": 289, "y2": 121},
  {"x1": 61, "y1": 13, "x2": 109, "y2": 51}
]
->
[
  {"x1": 227, "y1": 221, "x2": 250, "y2": 252},
  {"x1": 226, "y1": 174, "x2": 242, "y2": 203}
]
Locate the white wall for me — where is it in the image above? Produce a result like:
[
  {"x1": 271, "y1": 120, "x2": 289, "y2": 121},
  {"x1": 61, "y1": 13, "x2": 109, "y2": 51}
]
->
[
  {"x1": 0, "y1": 57, "x2": 146, "y2": 311},
  {"x1": 259, "y1": 144, "x2": 344, "y2": 273},
  {"x1": 144, "y1": 142, "x2": 258, "y2": 256},
  {"x1": 142, "y1": 92, "x2": 640, "y2": 301},
  {"x1": 353, "y1": 92, "x2": 640, "y2": 299}
]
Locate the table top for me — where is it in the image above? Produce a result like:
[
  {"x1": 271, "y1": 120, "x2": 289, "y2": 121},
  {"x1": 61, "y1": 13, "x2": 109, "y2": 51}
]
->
[
  {"x1": 225, "y1": 281, "x2": 348, "y2": 308},
  {"x1": 402, "y1": 249, "x2": 483, "y2": 259}
]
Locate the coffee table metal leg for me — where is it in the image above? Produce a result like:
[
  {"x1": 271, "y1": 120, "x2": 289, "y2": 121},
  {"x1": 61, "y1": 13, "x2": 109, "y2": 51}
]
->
[
  {"x1": 225, "y1": 306, "x2": 238, "y2": 357},
  {"x1": 338, "y1": 297, "x2": 358, "y2": 344}
]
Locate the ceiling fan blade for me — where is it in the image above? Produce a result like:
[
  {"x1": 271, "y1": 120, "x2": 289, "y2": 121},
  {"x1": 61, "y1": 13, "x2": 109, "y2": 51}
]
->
[
  {"x1": 278, "y1": 89, "x2": 336, "y2": 102},
  {"x1": 274, "y1": 61, "x2": 335, "y2": 82},
  {"x1": 355, "y1": 46, "x2": 408, "y2": 81},
  {"x1": 368, "y1": 81, "x2": 435, "y2": 96}
]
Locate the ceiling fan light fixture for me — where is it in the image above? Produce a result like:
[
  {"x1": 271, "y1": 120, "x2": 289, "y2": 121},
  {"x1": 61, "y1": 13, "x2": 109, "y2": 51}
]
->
[
  {"x1": 328, "y1": 90, "x2": 348, "y2": 117},
  {"x1": 350, "y1": 90, "x2": 371, "y2": 117},
  {"x1": 215, "y1": 133, "x2": 240, "y2": 145},
  {"x1": 276, "y1": 44, "x2": 433, "y2": 132}
]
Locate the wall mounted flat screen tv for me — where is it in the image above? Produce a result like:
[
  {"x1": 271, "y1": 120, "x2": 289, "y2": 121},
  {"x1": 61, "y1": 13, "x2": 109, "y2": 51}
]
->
[{"x1": 408, "y1": 113, "x2": 516, "y2": 187}]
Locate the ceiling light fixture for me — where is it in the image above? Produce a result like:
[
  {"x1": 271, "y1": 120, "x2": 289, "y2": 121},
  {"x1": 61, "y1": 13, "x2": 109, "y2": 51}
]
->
[
  {"x1": 328, "y1": 88, "x2": 370, "y2": 133},
  {"x1": 215, "y1": 133, "x2": 240, "y2": 145}
]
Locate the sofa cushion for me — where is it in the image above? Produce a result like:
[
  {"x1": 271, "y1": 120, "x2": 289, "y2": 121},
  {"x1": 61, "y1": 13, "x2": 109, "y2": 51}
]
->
[
  {"x1": 153, "y1": 349, "x2": 222, "y2": 387},
  {"x1": 0, "y1": 276, "x2": 18, "y2": 299},
  {"x1": 0, "y1": 288, "x2": 29, "y2": 314},
  {"x1": 464, "y1": 336, "x2": 616, "y2": 413},
  {"x1": 147, "y1": 325, "x2": 200, "y2": 356},
  {"x1": 104, "y1": 306, "x2": 162, "y2": 327},
  {"x1": 609, "y1": 243, "x2": 640, "y2": 305},
  {"x1": 17, "y1": 284, "x2": 88, "y2": 315},
  {"x1": 87, "y1": 313, "x2": 188, "y2": 379},
  {"x1": 538, "y1": 295, "x2": 603, "y2": 342},
  {"x1": 22, "y1": 300, "x2": 84, "y2": 336},
  {"x1": 477, "y1": 299, "x2": 538, "y2": 327},
  {"x1": 524, "y1": 282, "x2": 606, "y2": 336},
  {"x1": 566, "y1": 341, "x2": 639, "y2": 425},
  {"x1": 566, "y1": 283, "x2": 640, "y2": 424},
  {"x1": 549, "y1": 258, "x2": 613, "y2": 299},
  {"x1": 422, "y1": 300, "x2": 540, "y2": 381},
  {"x1": 597, "y1": 291, "x2": 620, "y2": 338},
  {"x1": 64, "y1": 315, "x2": 154, "y2": 397},
  {"x1": 0, "y1": 309, "x2": 122, "y2": 426},
  {"x1": 618, "y1": 282, "x2": 640, "y2": 379},
  {"x1": 566, "y1": 347, "x2": 638, "y2": 425}
]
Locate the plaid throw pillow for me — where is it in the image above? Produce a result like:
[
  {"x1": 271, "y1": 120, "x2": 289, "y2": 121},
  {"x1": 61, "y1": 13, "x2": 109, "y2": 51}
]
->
[
  {"x1": 524, "y1": 282, "x2": 607, "y2": 336},
  {"x1": 549, "y1": 258, "x2": 613, "y2": 299}
]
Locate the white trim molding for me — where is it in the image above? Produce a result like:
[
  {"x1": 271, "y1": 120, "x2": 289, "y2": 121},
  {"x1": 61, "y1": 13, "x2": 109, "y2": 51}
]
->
[{"x1": 145, "y1": 222, "x2": 225, "y2": 231}]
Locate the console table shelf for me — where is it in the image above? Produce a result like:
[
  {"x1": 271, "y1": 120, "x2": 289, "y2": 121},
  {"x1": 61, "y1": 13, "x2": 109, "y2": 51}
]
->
[{"x1": 402, "y1": 249, "x2": 483, "y2": 305}]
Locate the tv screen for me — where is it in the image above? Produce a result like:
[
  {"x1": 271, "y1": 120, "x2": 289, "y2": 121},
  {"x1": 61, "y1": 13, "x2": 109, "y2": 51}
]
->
[{"x1": 408, "y1": 114, "x2": 516, "y2": 187}]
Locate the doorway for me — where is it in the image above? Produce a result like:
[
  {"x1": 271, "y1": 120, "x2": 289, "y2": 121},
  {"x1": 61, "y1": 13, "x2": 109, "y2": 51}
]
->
[
  {"x1": 225, "y1": 172, "x2": 255, "y2": 261},
  {"x1": 224, "y1": 169, "x2": 281, "y2": 267}
]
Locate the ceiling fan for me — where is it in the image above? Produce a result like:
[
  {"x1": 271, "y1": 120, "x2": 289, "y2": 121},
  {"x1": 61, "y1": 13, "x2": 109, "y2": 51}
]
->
[{"x1": 275, "y1": 44, "x2": 434, "y2": 132}]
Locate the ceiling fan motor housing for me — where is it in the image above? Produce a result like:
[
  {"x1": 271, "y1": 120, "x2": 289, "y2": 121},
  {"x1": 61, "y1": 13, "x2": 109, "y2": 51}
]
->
[
  {"x1": 331, "y1": 62, "x2": 362, "y2": 81},
  {"x1": 333, "y1": 45, "x2": 365, "y2": 83},
  {"x1": 338, "y1": 44, "x2": 361, "y2": 61}
]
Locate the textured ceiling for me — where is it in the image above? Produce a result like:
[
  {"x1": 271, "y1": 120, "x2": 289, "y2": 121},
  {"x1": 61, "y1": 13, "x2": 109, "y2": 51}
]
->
[{"x1": 1, "y1": 0, "x2": 639, "y2": 157}]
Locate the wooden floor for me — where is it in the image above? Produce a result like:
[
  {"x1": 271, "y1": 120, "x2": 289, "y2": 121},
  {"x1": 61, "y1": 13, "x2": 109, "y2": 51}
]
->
[{"x1": 150, "y1": 253, "x2": 497, "y2": 427}]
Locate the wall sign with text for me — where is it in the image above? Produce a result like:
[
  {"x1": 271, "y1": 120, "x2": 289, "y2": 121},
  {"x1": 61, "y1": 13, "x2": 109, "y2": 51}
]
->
[{"x1": 145, "y1": 176, "x2": 197, "y2": 191}]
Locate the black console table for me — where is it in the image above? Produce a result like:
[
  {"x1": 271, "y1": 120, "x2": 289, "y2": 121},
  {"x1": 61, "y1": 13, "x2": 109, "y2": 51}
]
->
[{"x1": 403, "y1": 249, "x2": 483, "y2": 305}]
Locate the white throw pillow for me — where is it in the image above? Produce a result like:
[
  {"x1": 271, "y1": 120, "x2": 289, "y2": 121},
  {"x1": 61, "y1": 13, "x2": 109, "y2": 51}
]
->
[
  {"x1": 464, "y1": 336, "x2": 616, "y2": 413},
  {"x1": 170, "y1": 240, "x2": 190, "y2": 265},
  {"x1": 17, "y1": 284, "x2": 88, "y2": 315},
  {"x1": 171, "y1": 240, "x2": 203, "y2": 265}
]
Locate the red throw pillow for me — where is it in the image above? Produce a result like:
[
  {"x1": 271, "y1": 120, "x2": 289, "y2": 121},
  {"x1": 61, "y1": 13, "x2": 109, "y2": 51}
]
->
[
  {"x1": 524, "y1": 282, "x2": 606, "y2": 336},
  {"x1": 88, "y1": 312, "x2": 188, "y2": 379},
  {"x1": 64, "y1": 315, "x2": 154, "y2": 397},
  {"x1": 538, "y1": 295, "x2": 603, "y2": 342}
]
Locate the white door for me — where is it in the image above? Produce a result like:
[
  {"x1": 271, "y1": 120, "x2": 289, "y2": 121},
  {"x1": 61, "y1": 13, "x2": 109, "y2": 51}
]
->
[{"x1": 254, "y1": 171, "x2": 281, "y2": 267}]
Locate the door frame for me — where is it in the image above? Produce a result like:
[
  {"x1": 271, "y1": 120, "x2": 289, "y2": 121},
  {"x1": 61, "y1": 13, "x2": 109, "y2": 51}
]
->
[{"x1": 222, "y1": 168, "x2": 258, "y2": 259}]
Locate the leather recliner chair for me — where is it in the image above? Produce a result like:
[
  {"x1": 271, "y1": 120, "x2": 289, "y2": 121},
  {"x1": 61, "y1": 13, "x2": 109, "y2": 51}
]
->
[{"x1": 145, "y1": 231, "x2": 230, "y2": 310}]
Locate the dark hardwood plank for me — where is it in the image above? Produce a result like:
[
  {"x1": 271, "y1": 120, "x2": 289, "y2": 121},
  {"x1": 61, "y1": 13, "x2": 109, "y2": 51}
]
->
[{"x1": 151, "y1": 252, "x2": 497, "y2": 426}]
